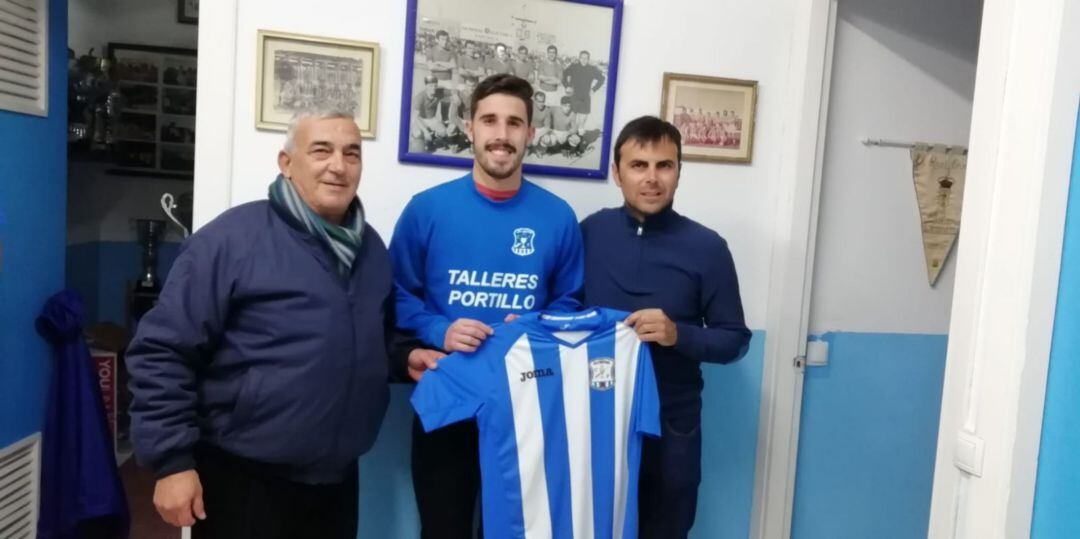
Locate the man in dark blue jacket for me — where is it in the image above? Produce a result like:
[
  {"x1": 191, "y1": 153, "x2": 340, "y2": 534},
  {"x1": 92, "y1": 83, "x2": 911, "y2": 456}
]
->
[
  {"x1": 126, "y1": 109, "x2": 433, "y2": 538},
  {"x1": 581, "y1": 116, "x2": 752, "y2": 539}
]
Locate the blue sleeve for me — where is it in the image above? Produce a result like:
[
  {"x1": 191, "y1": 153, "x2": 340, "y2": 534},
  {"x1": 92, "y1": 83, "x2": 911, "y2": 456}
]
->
[
  {"x1": 390, "y1": 198, "x2": 453, "y2": 349},
  {"x1": 411, "y1": 351, "x2": 491, "y2": 432},
  {"x1": 673, "y1": 236, "x2": 751, "y2": 364},
  {"x1": 634, "y1": 343, "x2": 661, "y2": 438},
  {"x1": 125, "y1": 232, "x2": 234, "y2": 477},
  {"x1": 544, "y1": 209, "x2": 584, "y2": 312}
]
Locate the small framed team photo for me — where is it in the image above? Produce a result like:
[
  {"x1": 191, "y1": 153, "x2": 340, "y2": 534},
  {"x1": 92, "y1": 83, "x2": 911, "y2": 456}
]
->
[
  {"x1": 255, "y1": 30, "x2": 380, "y2": 138},
  {"x1": 660, "y1": 72, "x2": 758, "y2": 164}
]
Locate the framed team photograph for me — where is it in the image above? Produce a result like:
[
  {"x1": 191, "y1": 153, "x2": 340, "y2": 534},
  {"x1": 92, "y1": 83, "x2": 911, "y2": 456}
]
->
[
  {"x1": 398, "y1": 0, "x2": 624, "y2": 180},
  {"x1": 660, "y1": 72, "x2": 758, "y2": 164},
  {"x1": 256, "y1": 30, "x2": 380, "y2": 138}
]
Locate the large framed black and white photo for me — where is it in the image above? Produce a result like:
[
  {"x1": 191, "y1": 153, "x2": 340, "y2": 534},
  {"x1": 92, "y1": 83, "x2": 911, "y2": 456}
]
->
[
  {"x1": 398, "y1": 0, "x2": 624, "y2": 180},
  {"x1": 108, "y1": 43, "x2": 198, "y2": 176}
]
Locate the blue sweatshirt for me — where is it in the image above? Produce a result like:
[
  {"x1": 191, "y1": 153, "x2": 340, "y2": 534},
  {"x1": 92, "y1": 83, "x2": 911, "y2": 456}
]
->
[
  {"x1": 126, "y1": 201, "x2": 393, "y2": 484},
  {"x1": 581, "y1": 206, "x2": 751, "y2": 397},
  {"x1": 390, "y1": 174, "x2": 584, "y2": 348}
]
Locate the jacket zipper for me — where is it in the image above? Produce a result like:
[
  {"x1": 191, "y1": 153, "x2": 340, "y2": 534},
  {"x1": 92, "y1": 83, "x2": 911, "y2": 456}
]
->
[
  {"x1": 330, "y1": 269, "x2": 358, "y2": 464},
  {"x1": 635, "y1": 223, "x2": 644, "y2": 293}
]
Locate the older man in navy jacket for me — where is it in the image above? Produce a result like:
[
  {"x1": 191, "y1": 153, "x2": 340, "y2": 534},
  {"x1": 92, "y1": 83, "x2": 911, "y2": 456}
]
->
[
  {"x1": 581, "y1": 116, "x2": 752, "y2": 539},
  {"x1": 126, "y1": 109, "x2": 433, "y2": 538}
]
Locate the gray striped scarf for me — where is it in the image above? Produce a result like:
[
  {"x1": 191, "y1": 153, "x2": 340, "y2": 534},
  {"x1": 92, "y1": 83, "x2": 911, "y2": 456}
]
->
[{"x1": 268, "y1": 174, "x2": 364, "y2": 277}]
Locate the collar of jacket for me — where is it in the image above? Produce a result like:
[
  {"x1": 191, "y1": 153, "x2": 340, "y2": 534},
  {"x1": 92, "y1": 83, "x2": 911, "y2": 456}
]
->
[{"x1": 620, "y1": 203, "x2": 678, "y2": 232}]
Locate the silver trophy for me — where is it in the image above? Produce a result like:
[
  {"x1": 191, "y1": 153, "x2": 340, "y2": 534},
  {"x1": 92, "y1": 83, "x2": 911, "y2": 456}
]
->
[
  {"x1": 161, "y1": 192, "x2": 192, "y2": 238},
  {"x1": 134, "y1": 219, "x2": 166, "y2": 290}
]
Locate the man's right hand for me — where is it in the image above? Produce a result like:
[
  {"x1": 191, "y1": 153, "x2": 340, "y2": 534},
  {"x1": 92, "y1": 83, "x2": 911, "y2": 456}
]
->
[
  {"x1": 153, "y1": 469, "x2": 206, "y2": 527},
  {"x1": 444, "y1": 318, "x2": 494, "y2": 353}
]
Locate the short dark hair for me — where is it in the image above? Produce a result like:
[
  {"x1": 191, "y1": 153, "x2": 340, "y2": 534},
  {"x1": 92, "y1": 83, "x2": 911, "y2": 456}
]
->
[
  {"x1": 547, "y1": 44, "x2": 558, "y2": 53},
  {"x1": 436, "y1": 30, "x2": 449, "y2": 39},
  {"x1": 470, "y1": 73, "x2": 534, "y2": 124},
  {"x1": 613, "y1": 116, "x2": 682, "y2": 166}
]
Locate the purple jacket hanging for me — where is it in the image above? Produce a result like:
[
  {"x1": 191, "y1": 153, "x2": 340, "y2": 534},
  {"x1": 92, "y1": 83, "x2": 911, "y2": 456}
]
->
[{"x1": 36, "y1": 290, "x2": 129, "y2": 539}]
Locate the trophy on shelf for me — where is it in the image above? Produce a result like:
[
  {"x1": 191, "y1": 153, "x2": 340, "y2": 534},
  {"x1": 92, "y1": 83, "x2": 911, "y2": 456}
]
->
[
  {"x1": 130, "y1": 219, "x2": 165, "y2": 328},
  {"x1": 134, "y1": 219, "x2": 165, "y2": 292},
  {"x1": 67, "y1": 48, "x2": 122, "y2": 153}
]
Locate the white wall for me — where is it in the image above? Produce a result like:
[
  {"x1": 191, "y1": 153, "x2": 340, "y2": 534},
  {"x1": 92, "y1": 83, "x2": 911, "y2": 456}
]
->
[
  {"x1": 808, "y1": 0, "x2": 982, "y2": 335},
  {"x1": 205, "y1": 0, "x2": 807, "y2": 330},
  {"x1": 67, "y1": 0, "x2": 197, "y2": 245},
  {"x1": 192, "y1": 1, "x2": 841, "y2": 534}
]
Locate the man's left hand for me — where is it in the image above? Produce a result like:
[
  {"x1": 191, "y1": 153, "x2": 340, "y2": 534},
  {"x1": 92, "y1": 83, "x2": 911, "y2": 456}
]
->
[
  {"x1": 408, "y1": 348, "x2": 447, "y2": 382},
  {"x1": 625, "y1": 309, "x2": 678, "y2": 347}
]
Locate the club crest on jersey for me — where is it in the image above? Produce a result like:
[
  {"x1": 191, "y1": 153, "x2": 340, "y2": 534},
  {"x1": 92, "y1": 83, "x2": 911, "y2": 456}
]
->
[
  {"x1": 589, "y1": 358, "x2": 615, "y2": 391},
  {"x1": 512, "y1": 227, "x2": 536, "y2": 256}
]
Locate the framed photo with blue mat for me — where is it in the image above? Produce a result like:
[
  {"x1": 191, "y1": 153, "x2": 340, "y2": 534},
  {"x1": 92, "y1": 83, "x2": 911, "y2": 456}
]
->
[{"x1": 399, "y1": 0, "x2": 624, "y2": 180}]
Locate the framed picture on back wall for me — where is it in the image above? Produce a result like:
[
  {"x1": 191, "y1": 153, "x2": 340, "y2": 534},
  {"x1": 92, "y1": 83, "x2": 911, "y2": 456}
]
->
[
  {"x1": 398, "y1": 0, "x2": 625, "y2": 180},
  {"x1": 255, "y1": 30, "x2": 380, "y2": 138},
  {"x1": 660, "y1": 72, "x2": 758, "y2": 164}
]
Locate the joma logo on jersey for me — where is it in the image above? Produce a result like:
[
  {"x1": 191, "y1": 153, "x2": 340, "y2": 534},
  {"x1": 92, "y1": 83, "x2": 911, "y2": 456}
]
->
[
  {"x1": 590, "y1": 358, "x2": 615, "y2": 390},
  {"x1": 519, "y1": 367, "x2": 554, "y2": 382},
  {"x1": 512, "y1": 228, "x2": 536, "y2": 256}
]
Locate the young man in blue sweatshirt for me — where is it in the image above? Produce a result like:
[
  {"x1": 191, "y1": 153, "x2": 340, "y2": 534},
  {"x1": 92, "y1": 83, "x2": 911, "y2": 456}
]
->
[
  {"x1": 390, "y1": 74, "x2": 584, "y2": 538},
  {"x1": 581, "y1": 116, "x2": 752, "y2": 539}
]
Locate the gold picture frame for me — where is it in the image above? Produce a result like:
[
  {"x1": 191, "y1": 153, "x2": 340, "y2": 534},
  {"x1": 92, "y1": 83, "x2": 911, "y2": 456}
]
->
[
  {"x1": 660, "y1": 72, "x2": 757, "y2": 164},
  {"x1": 256, "y1": 30, "x2": 380, "y2": 138}
]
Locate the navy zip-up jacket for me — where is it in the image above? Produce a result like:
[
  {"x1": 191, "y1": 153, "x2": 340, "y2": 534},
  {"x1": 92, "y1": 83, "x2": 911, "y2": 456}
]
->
[
  {"x1": 126, "y1": 200, "x2": 393, "y2": 484},
  {"x1": 581, "y1": 207, "x2": 751, "y2": 407}
]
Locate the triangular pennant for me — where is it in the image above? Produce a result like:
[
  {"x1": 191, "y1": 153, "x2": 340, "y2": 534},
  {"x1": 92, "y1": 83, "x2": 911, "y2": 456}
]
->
[{"x1": 910, "y1": 143, "x2": 966, "y2": 286}]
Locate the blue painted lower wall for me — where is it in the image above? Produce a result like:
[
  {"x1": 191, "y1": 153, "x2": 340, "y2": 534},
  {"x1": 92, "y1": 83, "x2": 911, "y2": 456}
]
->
[
  {"x1": 792, "y1": 332, "x2": 948, "y2": 539},
  {"x1": 1030, "y1": 105, "x2": 1080, "y2": 538},
  {"x1": 66, "y1": 241, "x2": 181, "y2": 327},
  {"x1": 358, "y1": 331, "x2": 767, "y2": 538},
  {"x1": 0, "y1": 0, "x2": 67, "y2": 449}
]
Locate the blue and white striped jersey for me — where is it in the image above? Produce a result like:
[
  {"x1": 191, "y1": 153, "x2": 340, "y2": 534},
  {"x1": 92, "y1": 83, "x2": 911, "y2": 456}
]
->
[{"x1": 412, "y1": 308, "x2": 661, "y2": 539}]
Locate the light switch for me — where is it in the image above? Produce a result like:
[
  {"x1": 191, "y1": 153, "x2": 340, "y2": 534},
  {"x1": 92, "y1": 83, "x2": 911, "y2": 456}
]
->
[
  {"x1": 806, "y1": 339, "x2": 829, "y2": 366},
  {"x1": 954, "y1": 430, "x2": 985, "y2": 477}
]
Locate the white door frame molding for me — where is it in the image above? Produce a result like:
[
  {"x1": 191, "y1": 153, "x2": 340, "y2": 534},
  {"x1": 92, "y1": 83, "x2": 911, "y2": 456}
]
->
[
  {"x1": 192, "y1": 0, "x2": 240, "y2": 230},
  {"x1": 750, "y1": 0, "x2": 837, "y2": 537},
  {"x1": 928, "y1": 0, "x2": 1080, "y2": 537}
]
